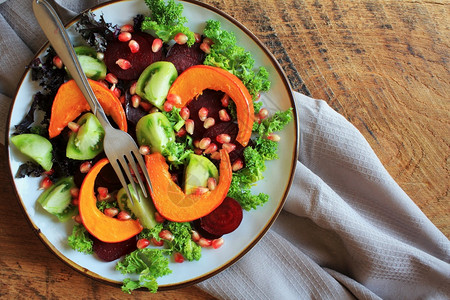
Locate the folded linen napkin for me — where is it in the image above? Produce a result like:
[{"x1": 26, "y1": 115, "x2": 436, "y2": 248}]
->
[{"x1": 1, "y1": 1, "x2": 448, "y2": 299}]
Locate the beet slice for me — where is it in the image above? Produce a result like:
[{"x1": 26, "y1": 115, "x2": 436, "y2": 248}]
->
[
  {"x1": 92, "y1": 235, "x2": 138, "y2": 262},
  {"x1": 165, "y1": 42, "x2": 205, "y2": 74},
  {"x1": 196, "y1": 197, "x2": 243, "y2": 237},
  {"x1": 104, "y1": 32, "x2": 163, "y2": 80}
]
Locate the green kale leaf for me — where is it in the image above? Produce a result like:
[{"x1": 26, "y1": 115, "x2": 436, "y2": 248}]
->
[
  {"x1": 67, "y1": 224, "x2": 93, "y2": 254},
  {"x1": 203, "y1": 20, "x2": 271, "y2": 98},
  {"x1": 165, "y1": 222, "x2": 201, "y2": 261},
  {"x1": 142, "y1": 0, "x2": 195, "y2": 45},
  {"x1": 254, "y1": 108, "x2": 293, "y2": 137}
]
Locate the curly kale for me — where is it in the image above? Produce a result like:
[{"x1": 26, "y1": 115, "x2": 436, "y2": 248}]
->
[
  {"x1": 68, "y1": 224, "x2": 93, "y2": 254},
  {"x1": 75, "y1": 10, "x2": 117, "y2": 52},
  {"x1": 142, "y1": 0, "x2": 195, "y2": 45}
]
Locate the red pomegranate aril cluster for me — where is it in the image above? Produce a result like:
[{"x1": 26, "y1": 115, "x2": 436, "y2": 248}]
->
[
  {"x1": 129, "y1": 81, "x2": 137, "y2": 95},
  {"x1": 203, "y1": 143, "x2": 217, "y2": 154},
  {"x1": 207, "y1": 177, "x2": 217, "y2": 190},
  {"x1": 174, "y1": 32, "x2": 188, "y2": 45},
  {"x1": 39, "y1": 176, "x2": 53, "y2": 190},
  {"x1": 139, "y1": 145, "x2": 150, "y2": 155},
  {"x1": 151, "y1": 238, "x2": 164, "y2": 246},
  {"x1": 193, "y1": 187, "x2": 209, "y2": 195},
  {"x1": 211, "y1": 237, "x2": 224, "y2": 249},
  {"x1": 159, "y1": 229, "x2": 174, "y2": 241},
  {"x1": 210, "y1": 151, "x2": 221, "y2": 160},
  {"x1": 117, "y1": 211, "x2": 132, "y2": 220},
  {"x1": 216, "y1": 133, "x2": 231, "y2": 144},
  {"x1": 221, "y1": 94, "x2": 230, "y2": 107},
  {"x1": 198, "y1": 137, "x2": 211, "y2": 149},
  {"x1": 166, "y1": 93, "x2": 182, "y2": 105},
  {"x1": 79, "y1": 161, "x2": 92, "y2": 173},
  {"x1": 131, "y1": 94, "x2": 141, "y2": 108},
  {"x1": 203, "y1": 117, "x2": 215, "y2": 129},
  {"x1": 174, "y1": 252, "x2": 185, "y2": 263},
  {"x1": 120, "y1": 24, "x2": 134, "y2": 33},
  {"x1": 152, "y1": 38, "x2": 163, "y2": 53},
  {"x1": 116, "y1": 58, "x2": 132, "y2": 70},
  {"x1": 137, "y1": 238, "x2": 150, "y2": 249},
  {"x1": 267, "y1": 133, "x2": 281, "y2": 142},
  {"x1": 191, "y1": 230, "x2": 201, "y2": 242},
  {"x1": 198, "y1": 107, "x2": 208, "y2": 121},
  {"x1": 52, "y1": 56, "x2": 63, "y2": 69},
  {"x1": 232, "y1": 159, "x2": 244, "y2": 171},
  {"x1": 68, "y1": 121, "x2": 80, "y2": 133},
  {"x1": 185, "y1": 119, "x2": 194, "y2": 134},
  {"x1": 104, "y1": 207, "x2": 119, "y2": 218},
  {"x1": 199, "y1": 42, "x2": 210, "y2": 54},
  {"x1": 128, "y1": 40, "x2": 140, "y2": 53},
  {"x1": 118, "y1": 31, "x2": 132, "y2": 42},
  {"x1": 154, "y1": 211, "x2": 166, "y2": 223},
  {"x1": 219, "y1": 109, "x2": 231, "y2": 121},
  {"x1": 176, "y1": 127, "x2": 187, "y2": 137},
  {"x1": 197, "y1": 237, "x2": 212, "y2": 247},
  {"x1": 163, "y1": 101, "x2": 173, "y2": 112},
  {"x1": 222, "y1": 142, "x2": 236, "y2": 153},
  {"x1": 258, "y1": 108, "x2": 269, "y2": 119},
  {"x1": 105, "y1": 73, "x2": 118, "y2": 85},
  {"x1": 180, "y1": 107, "x2": 190, "y2": 120}
]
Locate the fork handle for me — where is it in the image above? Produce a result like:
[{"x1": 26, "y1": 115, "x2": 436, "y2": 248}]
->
[{"x1": 32, "y1": 0, "x2": 111, "y2": 128}]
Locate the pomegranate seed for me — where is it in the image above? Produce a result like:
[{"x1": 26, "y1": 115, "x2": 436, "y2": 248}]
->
[
  {"x1": 151, "y1": 238, "x2": 164, "y2": 246},
  {"x1": 222, "y1": 143, "x2": 236, "y2": 153},
  {"x1": 259, "y1": 108, "x2": 269, "y2": 119},
  {"x1": 128, "y1": 40, "x2": 140, "y2": 53},
  {"x1": 97, "y1": 187, "x2": 109, "y2": 198},
  {"x1": 71, "y1": 198, "x2": 79, "y2": 206},
  {"x1": 150, "y1": 107, "x2": 159, "y2": 113},
  {"x1": 185, "y1": 119, "x2": 194, "y2": 135},
  {"x1": 117, "y1": 211, "x2": 131, "y2": 220},
  {"x1": 139, "y1": 100, "x2": 152, "y2": 111},
  {"x1": 97, "y1": 52, "x2": 104, "y2": 61},
  {"x1": 210, "y1": 151, "x2": 221, "y2": 160},
  {"x1": 203, "y1": 117, "x2": 215, "y2": 129},
  {"x1": 163, "y1": 101, "x2": 173, "y2": 112},
  {"x1": 221, "y1": 94, "x2": 230, "y2": 107},
  {"x1": 216, "y1": 133, "x2": 231, "y2": 144},
  {"x1": 207, "y1": 177, "x2": 217, "y2": 190},
  {"x1": 267, "y1": 133, "x2": 281, "y2": 142},
  {"x1": 193, "y1": 139, "x2": 201, "y2": 148},
  {"x1": 198, "y1": 107, "x2": 209, "y2": 121},
  {"x1": 212, "y1": 237, "x2": 224, "y2": 249},
  {"x1": 111, "y1": 86, "x2": 121, "y2": 98},
  {"x1": 120, "y1": 24, "x2": 134, "y2": 32},
  {"x1": 118, "y1": 31, "x2": 132, "y2": 42},
  {"x1": 191, "y1": 230, "x2": 201, "y2": 242},
  {"x1": 200, "y1": 42, "x2": 211, "y2": 54},
  {"x1": 139, "y1": 145, "x2": 150, "y2": 155},
  {"x1": 219, "y1": 109, "x2": 231, "y2": 121},
  {"x1": 39, "y1": 177, "x2": 53, "y2": 190},
  {"x1": 159, "y1": 229, "x2": 174, "y2": 241},
  {"x1": 70, "y1": 187, "x2": 80, "y2": 198},
  {"x1": 197, "y1": 237, "x2": 212, "y2": 247},
  {"x1": 174, "y1": 252, "x2": 184, "y2": 263},
  {"x1": 129, "y1": 81, "x2": 137, "y2": 95},
  {"x1": 119, "y1": 95, "x2": 126, "y2": 105},
  {"x1": 52, "y1": 56, "x2": 63, "y2": 69},
  {"x1": 193, "y1": 187, "x2": 209, "y2": 195},
  {"x1": 199, "y1": 137, "x2": 211, "y2": 149},
  {"x1": 73, "y1": 215, "x2": 82, "y2": 224},
  {"x1": 116, "y1": 58, "x2": 132, "y2": 70},
  {"x1": 194, "y1": 148, "x2": 203, "y2": 155},
  {"x1": 171, "y1": 174, "x2": 178, "y2": 183},
  {"x1": 203, "y1": 37, "x2": 214, "y2": 46},
  {"x1": 255, "y1": 93, "x2": 261, "y2": 100},
  {"x1": 104, "y1": 207, "x2": 119, "y2": 218},
  {"x1": 80, "y1": 161, "x2": 92, "y2": 173},
  {"x1": 44, "y1": 169, "x2": 54, "y2": 176},
  {"x1": 194, "y1": 32, "x2": 202, "y2": 43},
  {"x1": 166, "y1": 93, "x2": 182, "y2": 105},
  {"x1": 176, "y1": 127, "x2": 187, "y2": 137},
  {"x1": 174, "y1": 32, "x2": 188, "y2": 44},
  {"x1": 68, "y1": 121, "x2": 80, "y2": 133},
  {"x1": 98, "y1": 80, "x2": 109, "y2": 89},
  {"x1": 131, "y1": 94, "x2": 141, "y2": 108},
  {"x1": 232, "y1": 159, "x2": 244, "y2": 171},
  {"x1": 152, "y1": 38, "x2": 163, "y2": 52},
  {"x1": 137, "y1": 238, "x2": 150, "y2": 249},
  {"x1": 105, "y1": 73, "x2": 118, "y2": 85},
  {"x1": 203, "y1": 142, "x2": 218, "y2": 154},
  {"x1": 254, "y1": 114, "x2": 262, "y2": 124},
  {"x1": 180, "y1": 107, "x2": 190, "y2": 120},
  {"x1": 155, "y1": 211, "x2": 166, "y2": 223}
]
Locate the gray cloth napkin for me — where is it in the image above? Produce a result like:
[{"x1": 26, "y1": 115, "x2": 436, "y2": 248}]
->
[{"x1": 1, "y1": 1, "x2": 449, "y2": 299}]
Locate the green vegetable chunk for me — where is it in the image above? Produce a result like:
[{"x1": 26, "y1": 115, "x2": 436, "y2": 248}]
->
[
  {"x1": 66, "y1": 113, "x2": 105, "y2": 160},
  {"x1": 184, "y1": 154, "x2": 219, "y2": 195},
  {"x1": 136, "y1": 112, "x2": 175, "y2": 153},
  {"x1": 117, "y1": 184, "x2": 158, "y2": 229},
  {"x1": 37, "y1": 176, "x2": 75, "y2": 215},
  {"x1": 11, "y1": 133, "x2": 53, "y2": 171},
  {"x1": 69, "y1": 46, "x2": 107, "y2": 80},
  {"x1": 68, "y1": 224, "x2": 93, "y2": 254},
  {"x1": 136, "y1": 61, "x2": 178, "y2": 109}
]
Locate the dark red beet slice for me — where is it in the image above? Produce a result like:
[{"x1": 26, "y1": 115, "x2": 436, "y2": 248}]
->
[
  {"x1": 196, "y1": 197, "x2": 243, "y2": 237},
  {"x1": 92, "y1": 235, "x2": 138, "y2": 262},
  {"x1": 165, "y1": 42, "x2": 205, "y2": 74},
  {"x1": 124, "y1": 90, "x2": 147, "y2": 141},
  {"x1": 104, "y1": 32, "x2": 163, "y2": 80}
]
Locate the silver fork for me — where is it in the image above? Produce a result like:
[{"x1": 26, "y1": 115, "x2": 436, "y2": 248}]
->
[{"x1": 33, "y1": 0, "x2": 152, "y2": 203}]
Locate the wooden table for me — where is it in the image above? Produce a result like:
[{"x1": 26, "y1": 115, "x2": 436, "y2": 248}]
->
[{"x1": 1, "y1": 0, "x2": 448, "y2": 298}]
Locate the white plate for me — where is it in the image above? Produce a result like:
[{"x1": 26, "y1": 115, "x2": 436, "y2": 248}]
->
[{"x1": 6, "y1": 0, "x2": 298, "y2": 290}]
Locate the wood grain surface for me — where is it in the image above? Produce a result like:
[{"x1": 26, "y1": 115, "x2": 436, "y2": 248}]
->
[{"x1": 1, "y1": 0, "x2": 448, "y2": 299}]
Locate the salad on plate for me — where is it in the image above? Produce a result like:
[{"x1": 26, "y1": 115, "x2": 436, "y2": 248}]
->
[{"x1": 9, "y1": 0, "x2": 293, "y2": 293}]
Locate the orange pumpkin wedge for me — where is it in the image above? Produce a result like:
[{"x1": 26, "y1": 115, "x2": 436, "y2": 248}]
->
[
  {"x1": 145, "y1": 149, "x2": 232, "y2": 222},
  {"x1": 79, "y1": 158, "x2": 142, "y2": 243},
  {"x1": 48, "y1": 79, "x2": 127, "y2": 138},
  {"x1": 167, "y1": 65, "x2": 254, "y2": 146}
]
